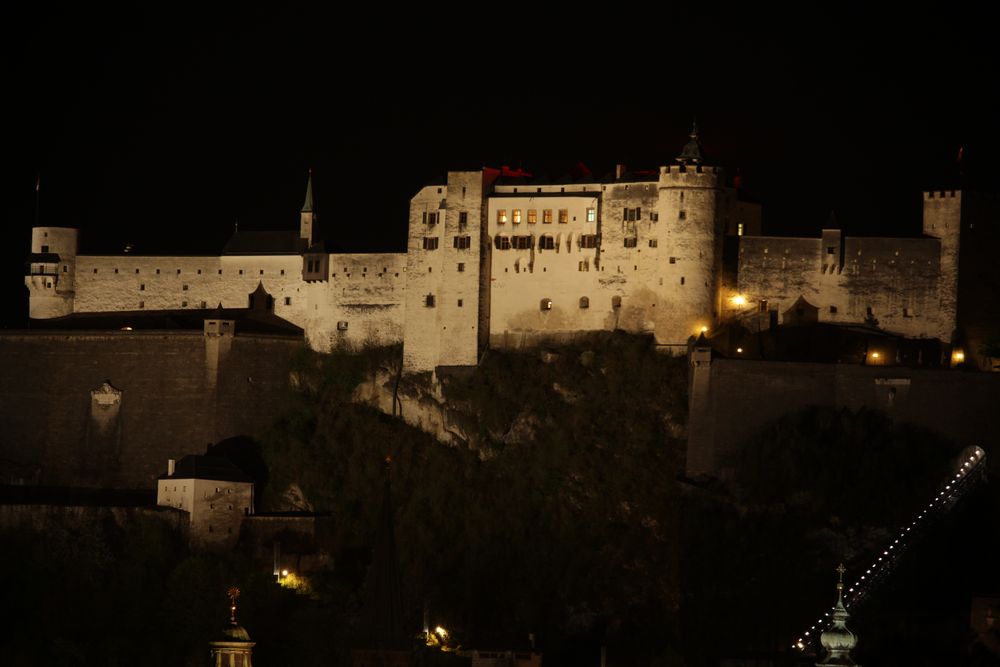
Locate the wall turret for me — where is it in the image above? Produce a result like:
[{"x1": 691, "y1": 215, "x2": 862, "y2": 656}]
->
[
  {"x1": 25, "y1": 226, "x2": 78, "y2": 318},
  {"x1": 657, "y1": 125, "x2": 724, "y2": 340}
]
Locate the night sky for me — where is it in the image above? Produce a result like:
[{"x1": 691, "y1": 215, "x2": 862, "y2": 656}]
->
[{"x1": 3, "y1": 9, "x2": 998, "y2": 326}]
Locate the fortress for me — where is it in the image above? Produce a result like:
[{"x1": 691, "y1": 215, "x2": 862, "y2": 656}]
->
[{"x1": 24, "y1": 129, "x2": 981, "y2": 372}]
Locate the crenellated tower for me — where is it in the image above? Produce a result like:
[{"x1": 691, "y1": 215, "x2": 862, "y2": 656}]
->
[
  {"x1": 656, "y1": 124, "x2": 725, "y2": 340},
  {"x1": 25, "y1": 226, "x2": 79, "y2": 318},
  {"x1": 922, "y1": 189, "x2": 961, "y2": 345}
]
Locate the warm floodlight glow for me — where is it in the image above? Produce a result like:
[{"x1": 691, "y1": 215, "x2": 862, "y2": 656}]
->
[
  {"x1": 435, "y1": 626, "x2": 448, "y2": 638},
  {"x1": 736, "y1": 347, "x2": 743, "y2": 353},
  {"x1": 281, "y1": 569, "x2": 289, "y2": 577},
  {"x1": 700, "y1": 326, "x2": 708, "y2": 333},
  {"x1": 731, "y1": 295, "x2": 747, "y2": 306},
  {"x1": 871, "y1": 352, "x2": 880, "y2": 359}
]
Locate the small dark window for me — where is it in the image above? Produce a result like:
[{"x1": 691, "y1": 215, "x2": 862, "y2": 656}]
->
[
  {"x1": 649, "y1": 239, "x2": 658, "y2": 248},
  {"x1": 218, "y1": 269, "x2": 222, "y2": 275},
  {"x1": 624, "y1": 237, "x2": 638, "y2": 248},
  {"x1": 114, "y1": 268, "x2": 119, "y2": 274},
  {"x1": 540, "y1": 298, "x2": 553, "y2": 311},
  {"x1": 680, "y1": 277, "x2": 685, "y2": 285},
  {"x1": 176, "y1": 269, "x2": 181, "y2": 274},
  {"x1": 457, "y1": 263, "x2": 465, "y2": 272},
  {"x1": 259, "y1": 269, "x2": 264, "y2": 275},
  {"x1": 830, "y1": 305, "x2": 838, "y2": 314},
  {"x1": 63, "y1": 265, "x2": 67, "y2": 272},
  {"x1": 827, "y1": 246, "x2": 836, "y2": 254},
  {"x1": 280, "y1": 269, "x2": 285, "y2": 275},
  {"x1": 156, "y1": 269, "x2": 161, "y2": 274},
  {"x1": 41, "y1": 245, "x2": 49, "y2": 253},
  {"x1": 678, "y1": 210, "x2": 686, "y2": 220},
  {"x1": 337, "y1": 321, "x2": 348, "y2": 330},
  {"x1": 611, "y1": 296, "x2": 622, "y2": 308},
  {"x1": 579, "y1": 296, "x2": 590, "y2": 309},
  {"x1": 425, "y1": 294, "x2": 436, "y2": 307},
  {"x1": 669, "y1": 257, "x2": 676, "y2": 264},
  {"x1": 459, "y1": 211, "x2": 468, "y2": 227},
  {"x1": 453, "y1": 235, "x2": 471, "y2": 249},
  {"x1": 140, "y1": 284, "x2": 145, "y2": 291},
  {"x1": 457, "y1": 299, "x2": 463, "y2": 307},
  {"x1": 284, "y1": 297, "x2": 292, "y2": 305},
  {"x1": 182, "y1": 284, "x2": 188, "y2": 291}
]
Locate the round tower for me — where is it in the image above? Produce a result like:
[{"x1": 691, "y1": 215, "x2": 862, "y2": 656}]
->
[
  {"x1": 25, "y1": 227, "x2": 78, "y2": 319},
  {"x1": 657, "y1": 124, "x2": 724, "y2": 340}
]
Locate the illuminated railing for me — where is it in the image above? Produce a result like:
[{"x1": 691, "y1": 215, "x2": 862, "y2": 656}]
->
[{"x1": 793, "y1": 445, "x2": 987, "y2": 652}]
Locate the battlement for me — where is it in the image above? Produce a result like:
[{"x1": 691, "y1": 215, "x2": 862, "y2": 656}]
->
[
  {"x1": 658, "y1": 164, "x2": 722, "y2": 188},
  {"x1": 924, "y1": 190, "x2": 961, "y2": 200}
]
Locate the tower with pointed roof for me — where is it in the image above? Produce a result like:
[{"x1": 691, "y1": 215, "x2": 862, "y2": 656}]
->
[
  {"x1": 816, "y1": 564, "x2": 860, "y2": 667},
  {"x1": 300, "y1": 169, "x2": 315, "y2": 247}
]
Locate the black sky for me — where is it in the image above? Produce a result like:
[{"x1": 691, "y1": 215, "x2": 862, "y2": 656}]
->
[{"x1": 3, "y1": 7, "x2": 998, "y2": 326}]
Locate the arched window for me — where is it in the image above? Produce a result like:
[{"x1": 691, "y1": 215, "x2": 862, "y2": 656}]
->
[{"x1": 579, "y1": 297, "x2": 590, "y2": 309}]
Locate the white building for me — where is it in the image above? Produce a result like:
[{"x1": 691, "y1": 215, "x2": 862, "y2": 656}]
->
[{"x1": 156, "y1": 455, "x2": 254, "y2": 547}]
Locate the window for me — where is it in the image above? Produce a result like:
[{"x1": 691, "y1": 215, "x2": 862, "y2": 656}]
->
[
  {"x1": 458, "y1": 299, "x2": 463, "y2": 307},
  {"x1": 337, "y1": 321, "x2": 348, "y2": 330},
  {"x1": 284, "y1": 297, "x2": 292, "y2": 305},
  {"x1": 423, "y1": 212, "x2": 439, "y2": 225},
  {"x1": 539, "y1": 235, "x2": 555, "y2": 250},
  {"x1": 181, "y1": 301, "x2": 188, "y2": 307},
  {"x1": 156, "y1": 269, "x2": 160, "y2": 274},
  {"x1": 197, "y1": 269, "x2": 202, "y2": 274},
  {"x1": 830, "y1": 305, "x2": 838, "y2": 314},
  {"x1": 139, "y1": 301, "x2": 144, "y2": 309},
  {"x1": 497, "y1": 209, "x2": 508, "y2": 224},
  {"x1": 543, "y1": 209, "x2": 553, "y2": 224},
  {"x1": 425, "y1": 294, "x2": 436, "y2": 307},
  {"x1": 93, "y1": 268, "x2": 98, "y2": 273},
  {"x1": 495, "y1": 236, "x2": 511, "y2": 250},
  {"x1": 903, "y1": 307, "x2": 913, "y2": 317},
  {"x1": 459, "y1": 211, "x2": 468, "y2": 227},
  {"x1": 678, "y1": 210, "x2": 686, "y2": 220},
  {"x1": 280, "y1": 269, "x2": 285, "y2": 276},
  {"x1": 140, "y1": 284, "x2": 145, "y2": 291},
  {"x1": 586, "y1": 207, "x2": 596, "y2": 222},
  {"x1": 200, "y1": 301, "x2": 207, "y2": 308},
  {"x1": 624, "y1": 237, "x2": 638, "y2": 248},
  {"x1": 578, "y1": 260, "x2": 589, "y2": 272},
  {"x1": 680, "y1": 277, "x2": 685, "y2": 285},
  {"x1": 457, "y1": 262, "x2": 465, "y2": 272},
  {"x1": 218, "y1": 269, "x2": 222, "y2": 275},
  {"x1": 527, "y1": 209, "x2": 537, "y2": 224},
  {"x1": 239, "y1": 269, "x2": 243, "y2": 275},
  {"x1": 512, "y1": 209, "x2": 521, "y2": 224},
  {"x1": 540, "y1": 298, "x2": 553, "y2": 311},
  {"x1": 454, "y1": 235, "x2": 471, "y2": 249},
  {"x1": 759, "y1": 299, "x2": 768, "y2": 312},
  {"x1": 737, "y1": 223, "x2": 744, "y2": 236},
  {"x1": 114, "y1": 268, "x2": 119, "y2": 274},
  {"x1": 650, "y1": 212, "x2": 659, "y2": 222},
  {"x1": 648, "y1": 239, "x2": 658, "y2": 248},
  {"x1": 176, "y1": 269, "x2": 181, "y2": 274},
  {"x1": 612, "y1": 296, "x2": 622, "y2": 308},
  {"x1": 624, "y1": 207, "x2": 641, "y2": 221},
  {"x1": 182, "y1": 284, "x2": 189, "y2": 291},
  {"x1": 558, "y1": 209, "x2": 569, "y2": 224},
  {"x1": 579, "y1": 234, "x2": 598, "y2": 249},
  {"x1": 135, "y1": 269, "x2": 139, "y2": 274},
  {"x1": 41, "y1": 245, "x2": 49, "y2": 253},
  {"x1": 827, "y1": 246, "x2": 836, "y2": 255},
  {"x1": 259, "y1": 269, "x2": 264, "y2": 275},
  {"x1": 579, "y1": 296, "x2": 590, "y2": 308},
  {"x1": 423, "y1": 237, "x2": 439, "y2": 250},
  {"x1": 669, "y1": 257, "x2": 676, "y2": 264},
  {"x1": 512, "y1": 235, "x2": 533, "y2": 250}
]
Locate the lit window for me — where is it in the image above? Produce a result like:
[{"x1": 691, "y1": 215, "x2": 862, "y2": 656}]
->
[
  {"x1": 497, "y1": 209, "x2": 508, "y2": 224},
  {"x1": 512, "y1": 209, "x2": 521, "y2": 224},
  {"x1": 558, "y1": 209, "x2": 569, "y2": 224},
  {"x1": 586, "y1": 207, "x2": 596, "y2": 222},
  {"x1": 737, "y1": 223, "x2": 744, "y2": 236},
  {"x1": 543, "y1": 209, "x2": 553, "y2": 224},
  {"x1": 527, "y1": 209, "x2": 537, "y2": 224}
]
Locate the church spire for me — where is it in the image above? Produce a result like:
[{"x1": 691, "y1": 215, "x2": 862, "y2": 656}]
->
[
  {"x1": 300, "y1": 169, "x2": 315, "y2": 246},
  {"x1": 676, "y1": 120, "x2": 704, "y2": 165},
  {"x1": 816, "y1": 564, "x2": 860, "y2": 666},
  {"x1": 302, "y1": 168, "x2": 314, "y2": 213}
]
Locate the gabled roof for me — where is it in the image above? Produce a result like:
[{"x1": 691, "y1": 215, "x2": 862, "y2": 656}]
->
[{"x1": 159, "y1": 455, "x2": 253, "y2": 483}]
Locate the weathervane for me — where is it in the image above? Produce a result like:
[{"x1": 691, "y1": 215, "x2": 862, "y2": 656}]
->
[{"x1": 227, "y1": 586, "x2": 241, "y2": 623}]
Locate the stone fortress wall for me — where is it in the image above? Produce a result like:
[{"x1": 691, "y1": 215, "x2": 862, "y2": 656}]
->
[{"x1": 25, "y1": 131, "x2": 988, "y2": 373}]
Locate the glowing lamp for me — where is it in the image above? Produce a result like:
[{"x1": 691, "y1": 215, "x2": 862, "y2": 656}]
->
[
  {"x1": 281, "y1": 569, "x2": 289, "y2": 577},
  {"x1": 435, "y1": 626, "x2": 448, "y2": 639},
  {"x1": 736, "y1": 347, "x2": 743, "y2": 353},
  {"x1": 700, "y1": 326, "x2": 708, "y2": 333},
  {"x1": 731, "y1": 295, "x2": 747, "y2": 306},
  {"x1": 871, "y1": 352, "x2": 880, "y2": 359}
]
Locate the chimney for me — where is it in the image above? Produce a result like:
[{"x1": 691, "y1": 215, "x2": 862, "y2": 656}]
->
[
  {"x1": 167, "y1": 458, "x2": 175, "y2": 476},
  {"x1": 615, "y1": 164, "x2": 624, "y2": 180}
]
